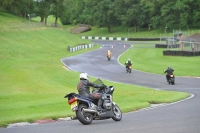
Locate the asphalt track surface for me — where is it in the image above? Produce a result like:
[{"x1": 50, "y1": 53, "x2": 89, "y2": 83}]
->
[{"x1": 1, "y1": 40, "x2": 200, "y2": 133}]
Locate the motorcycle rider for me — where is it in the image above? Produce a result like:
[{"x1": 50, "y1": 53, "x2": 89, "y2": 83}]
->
[
  {"x1": 107, "y1": 50, "x2": 112, "y2": 58},
  {"x1": 77, "y1": 72, "x2": 104, "y2": 111},
  {"x1": 125, "y1": 58, "x2": 132, "y2": 69},
  {"x1": 164, "y1": 66, "x2": 174, "y2": 82}
]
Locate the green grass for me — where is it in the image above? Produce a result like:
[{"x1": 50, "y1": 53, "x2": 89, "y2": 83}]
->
[
  {"x1": 79, "y1": 25, "x2": 200, "y2": 38},
  {"x1": 119, "y1": 44, "x2": 200, "y2": 77},
  {"x1": 0, "y1": 12, "x2": 30, "y2": 29},
  {"x1": 0, "y1": 11, "x2": 191, "y2": 127},
  {"x1": 0, "y1": 12, "x2": 26, "y2": 23},
  {"x1": 0, "y1": 27, "x2": 99, "y2": 127}
]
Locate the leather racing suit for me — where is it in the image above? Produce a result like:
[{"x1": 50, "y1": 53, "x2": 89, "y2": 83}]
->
[{"x1": 77, "y1": 79, "x2": 104, "y2": 110}]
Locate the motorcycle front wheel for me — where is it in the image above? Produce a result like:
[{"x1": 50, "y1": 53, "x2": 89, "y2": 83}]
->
[
  {"x1": 171, "y1": 79, "x2": 175, "y2": 85},
  {"x1": 76, "y1": 104, "x2": 93, "y2": 125},
  {"x1": 129, "y1": 69, "x2": 131, "y2": 73},
  {"x1": 112, "y1": 104, "x2": 122, "y2": 121}
]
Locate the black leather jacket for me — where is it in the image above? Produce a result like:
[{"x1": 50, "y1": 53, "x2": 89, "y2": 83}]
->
[
  {"x1": 164, "y1": 68, "x2": 174, "y2": 74},
  {"x1": 77, "y1": 79, "x2": 101, "y2": 99}
]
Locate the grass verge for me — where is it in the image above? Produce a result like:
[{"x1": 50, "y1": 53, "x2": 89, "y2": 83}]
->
[{"x1": 119, "y1": 44, "x2": 200, "y2": 77}]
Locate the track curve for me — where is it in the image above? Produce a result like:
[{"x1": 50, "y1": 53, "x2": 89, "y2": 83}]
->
[{"x1": 1, "y1": 40, "x2": 200, "y2": 133}]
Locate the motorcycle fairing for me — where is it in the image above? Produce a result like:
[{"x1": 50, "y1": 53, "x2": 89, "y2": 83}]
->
[
  {"x1": 98, "y1": 108, "x2": 114, "y2": 118},
  {"x1": 65, "y1": 93, "x2": 96, "y2": 111}
]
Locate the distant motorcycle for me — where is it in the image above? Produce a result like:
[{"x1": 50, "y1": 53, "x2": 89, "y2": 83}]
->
[
  {"x1": 107, "y1": 55, "x2": 111, "y2": 61},
  {"x1": 168, "y1": 73, "x2": 175, "y2": 85},
  {"x1": 64, "y1": 78, "x2": 122, "y2": 125},
  {"x1": 126, "y1": 65, "x2": 132, "y2": 73}
]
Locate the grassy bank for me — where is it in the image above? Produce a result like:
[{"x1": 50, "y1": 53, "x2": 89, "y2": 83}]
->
[
  {"x1": 119, "y1": 44, "x2": 200, "y2": 77},
  {"x1": 0, "y1": 27, "x2": 95, "y2": 126},
  {"x1": 0, "y1": 12, "x2": 190, "y2": 127}
]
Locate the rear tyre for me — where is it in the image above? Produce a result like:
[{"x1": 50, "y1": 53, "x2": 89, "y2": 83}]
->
[
  {"x1": 112, "y1": 104, "x2": 122, "y2": 121},
  {"x1": 76, "y1": 104, "x2": 93, "y2": 125}
]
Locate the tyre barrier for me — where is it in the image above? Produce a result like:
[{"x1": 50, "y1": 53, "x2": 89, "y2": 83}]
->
[
  {"x1": 67, "y1": 43, "x2": 94, "y2": 52},
  {"x1": 128, "y1": 38, "x2": 160, "y2": 41},
  {"x1": 155, "y1": 44, "x2": 179, "y2": 48},
  {"x1": 163, "y1": 50, "x2": 200, "y2": 56}
]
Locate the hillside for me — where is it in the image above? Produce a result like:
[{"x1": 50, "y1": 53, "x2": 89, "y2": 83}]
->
[{"x1": 0, "y1": 12, "x2": 95, "y2": 126}]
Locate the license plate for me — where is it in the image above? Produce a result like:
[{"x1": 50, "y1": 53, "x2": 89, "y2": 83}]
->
[{"x1": 70, "y1": 101, "x2": 77, "y2": 109}]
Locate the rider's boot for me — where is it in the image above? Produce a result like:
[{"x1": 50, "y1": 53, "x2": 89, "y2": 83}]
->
[{"x1": 97, "y1": 99, "x2": 104, "y2": 111}]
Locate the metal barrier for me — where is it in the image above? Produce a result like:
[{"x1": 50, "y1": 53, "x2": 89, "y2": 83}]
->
[{"x1": 68, "y1": 43, "x2": 94, "y2": 52}]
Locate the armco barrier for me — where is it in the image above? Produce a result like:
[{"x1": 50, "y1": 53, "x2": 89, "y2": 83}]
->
[
  {"x1": 68, "y1": 43, "x2": 94, "y2": 52},
  {"x1": 155, "y1": 44, "x2": 167, "y2": 48},
  {"x1": 163, "y1": 50, "x2": 200, "y2": 56},
  {"x1": 81, "y1": 36, "x2": 128, "y2": 41},
  {"x1": 155, "y1": 44, "x2": 179, "y2": 48}
]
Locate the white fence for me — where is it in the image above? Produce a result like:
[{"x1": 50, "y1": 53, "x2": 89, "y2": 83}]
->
[{"x1": 68, "y1": 43, "x2": 94, "y2": 52}]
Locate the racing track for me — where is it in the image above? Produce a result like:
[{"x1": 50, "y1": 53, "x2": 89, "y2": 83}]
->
[{"x1": 1, "y1": 40, "x2": 200, "y2": 133}]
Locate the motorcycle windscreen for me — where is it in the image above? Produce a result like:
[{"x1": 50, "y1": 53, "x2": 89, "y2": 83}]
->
[
  {"x1": 91, "y1": 79, "x2": 104, "y2": 91},
  {"x1": 92, "y1": 78, "x2": 103, "y2": 86}
]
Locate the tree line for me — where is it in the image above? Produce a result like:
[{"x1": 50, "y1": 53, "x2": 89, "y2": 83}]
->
[{"x1": 0, "y1": 0, "x2": 200, "y2": 33}]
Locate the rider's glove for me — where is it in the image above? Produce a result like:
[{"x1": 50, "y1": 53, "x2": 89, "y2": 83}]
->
[
  {"x1": 100, "y1": 84, "x2": 106, "y2": 89},
  {"x1": 100, "y1": 85, "x2": 104, "y2": 89}
]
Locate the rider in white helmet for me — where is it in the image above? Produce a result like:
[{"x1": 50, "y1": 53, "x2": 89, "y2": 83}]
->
[
  {"x1": 77, "y1": 72, "x2": 104, "y2": 111},
  {"x1": 79, "y1": 72, "x2": 89, "y2": 80}
]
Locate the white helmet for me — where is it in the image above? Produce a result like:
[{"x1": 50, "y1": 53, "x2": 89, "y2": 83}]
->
[{"x1": 80, "y1": 73, "x2": 88, "y2": 80}]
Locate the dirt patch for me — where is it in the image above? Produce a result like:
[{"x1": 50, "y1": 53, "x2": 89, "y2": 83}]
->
[{"x1": 34, "y1": 119, "x2": 56, "y2": 124}]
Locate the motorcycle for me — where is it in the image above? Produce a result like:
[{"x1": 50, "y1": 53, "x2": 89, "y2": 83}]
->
[
  {"x1": 126, "y1": 65, "x2": 132, "y2": 73},
  {"x1": 168, "y1": 73, "x2": 175, "y2": 85},
  {"x1": 64, "y1": 79, "x2": 122, "y2": 125},
  {"x1": 107, "y1": 54, "x2": 111, "y2": 61}
]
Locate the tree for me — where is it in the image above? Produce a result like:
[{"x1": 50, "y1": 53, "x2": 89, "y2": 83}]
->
[
  {"x1": 1, "y1": 0, "x2": 34, "y2": 18},
  {"x1": 113, "y1": 0, "x2": 143, "y2": 32},
  {"x1": 51, "y1": 0, "x2": 64, "y2": 26},
  {"x1": 35, "y1": 0, "x2": 51, "y2": 25},
  {"x1": 59, "y1": 0, "x2": 85, "y2": 25},
  {"x1": 82, "y1": 0, "x2": 118, "y2": 33},
  {"x1": 191, "y1": 0, "x2": 200, "y2": 27}
]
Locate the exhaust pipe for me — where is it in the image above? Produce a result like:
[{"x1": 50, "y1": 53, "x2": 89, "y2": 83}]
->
[{"x1": 83, "y1": 108, "x2": 97, "y2": 113}]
